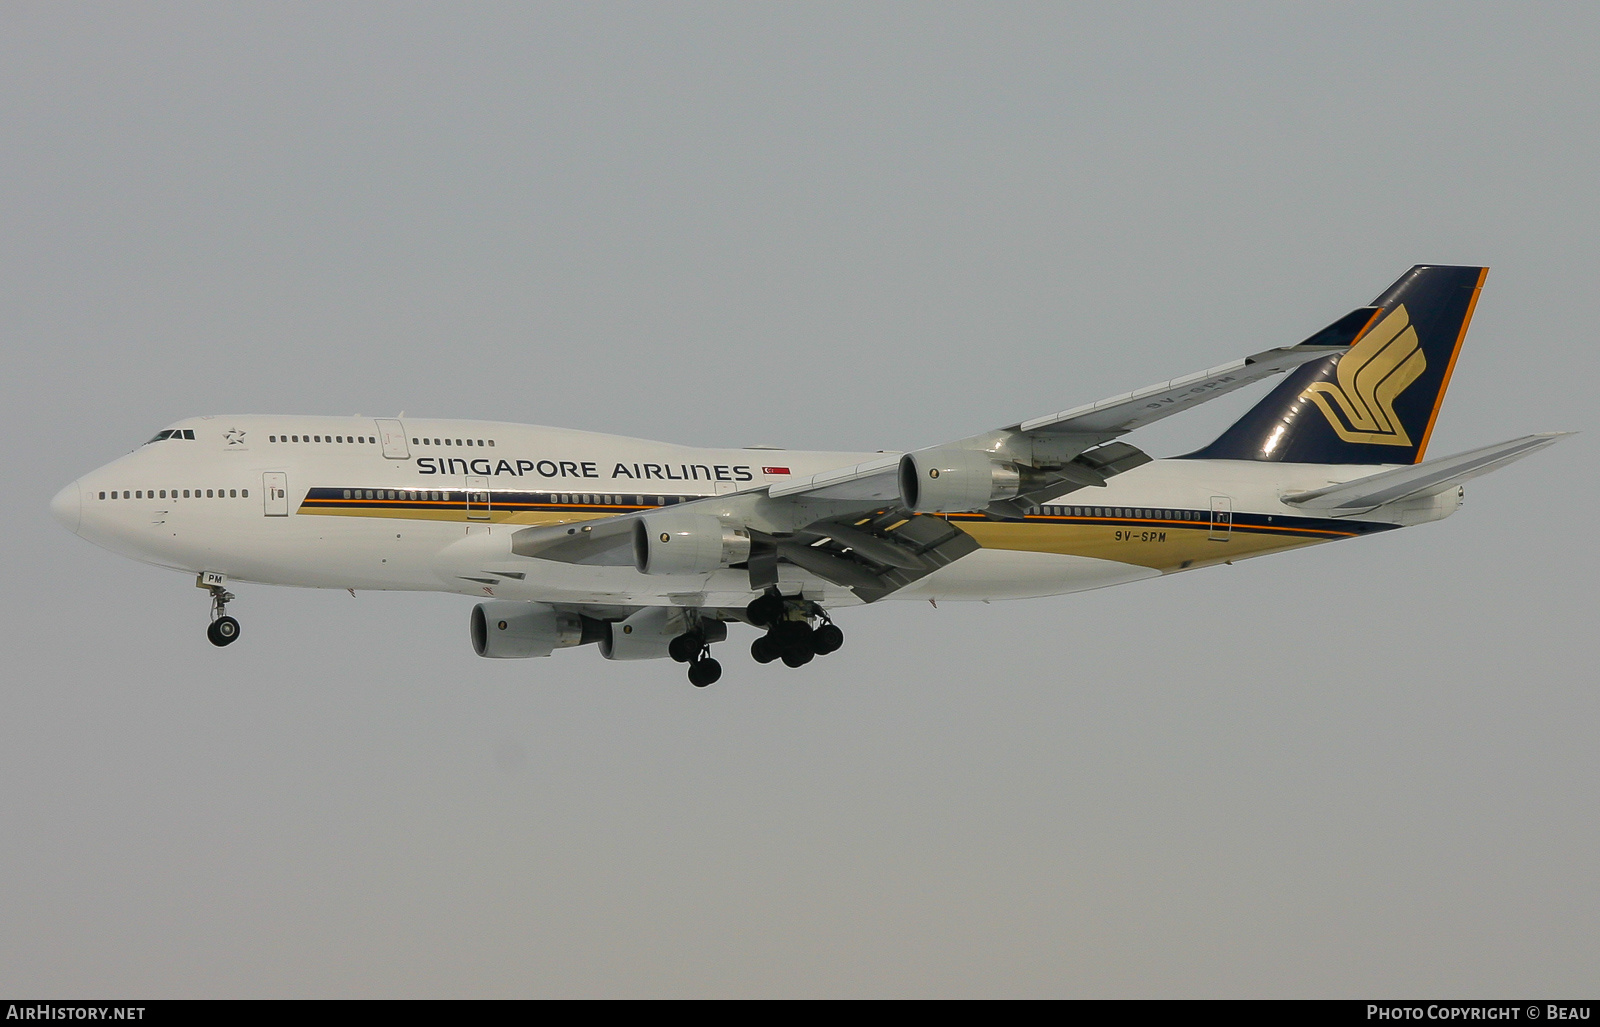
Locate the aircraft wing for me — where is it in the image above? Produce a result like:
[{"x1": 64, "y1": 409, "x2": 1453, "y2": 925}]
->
[
  {"x1": 510, "y1": 319, "x2": 1368, "y2": 601},
  {"x1": 508, "y1": 496, "x2": 983, "y2": 604},
  {"x1": 769, "y1": 314, "x2": 1368, "y2": 505},
  {"x1": 1282, "y1": 433, "x2": 1573, "y2": 515},
  {"x1": 1012, "y1": 331, "x2": 1365, "y2": 436}
]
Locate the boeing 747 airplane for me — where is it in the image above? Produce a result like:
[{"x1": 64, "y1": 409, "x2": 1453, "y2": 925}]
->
[{"x1": 51, "y1": 266, "x2": 1567, "y2": 685}]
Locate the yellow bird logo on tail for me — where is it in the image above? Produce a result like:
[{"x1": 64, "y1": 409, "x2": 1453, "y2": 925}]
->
[{"x1": 1301, "y1": 304, "x2": 1426, "y2": 447}]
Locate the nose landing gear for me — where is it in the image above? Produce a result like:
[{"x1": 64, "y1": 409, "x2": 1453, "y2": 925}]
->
[{"x1": 200, "y1": 577, "x2": 241, "y2": 647}]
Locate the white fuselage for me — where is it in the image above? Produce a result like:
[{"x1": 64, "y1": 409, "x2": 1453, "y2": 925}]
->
[{"x1": 52, "y1": 415, "x2": 1445, "y2": 612}]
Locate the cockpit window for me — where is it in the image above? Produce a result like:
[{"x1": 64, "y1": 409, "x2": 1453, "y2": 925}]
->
[{"x1": 144, "y1": 429, "x2": 196, "y2": 444}]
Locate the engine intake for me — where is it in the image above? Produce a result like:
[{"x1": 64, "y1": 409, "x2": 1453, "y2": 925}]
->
[
  {"x1": 898, "y1": 447, "x2": 1023, "y2": 513},
  {"x1": 633, "y1": 512, "x2": 751, "y2": 575}
]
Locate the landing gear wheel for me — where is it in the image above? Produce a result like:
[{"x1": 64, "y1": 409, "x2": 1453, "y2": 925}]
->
[
  {"x1": 668, "y1": 633, "x2": 703, "y2": 664},
  {"x1": 773, "y1": 620, "x2": 813, "y2": 649},
  {"x1": 746, "y1": 593, "x2": 785, "y2": 629},
  {"x1": 688, "y1": 658, "x2": 722, "y2": 687},
  {"x1": 751, "y1": 635, "x2": 780, "y2": 664},
  {"x1": 812, "y1": 623, "x2": 843, "y2": 655},
  {"x1": 780, "y1": 647, "x2": 814, "y2": 668},
  {"x1": 207, "y1": 616, "x2": 240, "y2": 647}
]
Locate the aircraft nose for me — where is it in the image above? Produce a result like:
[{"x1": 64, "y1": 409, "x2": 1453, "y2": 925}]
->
[{"x1": 51, "y1": 480, "x2": 82, "y2": 534}]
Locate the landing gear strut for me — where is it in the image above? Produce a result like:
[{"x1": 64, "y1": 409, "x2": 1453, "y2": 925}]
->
[
  {"x1": 204, "y1": 581, "x2": 240, "y2": 647},
  {"x1": 745, "y1": 591, "x2": 843, "y2": 670}
]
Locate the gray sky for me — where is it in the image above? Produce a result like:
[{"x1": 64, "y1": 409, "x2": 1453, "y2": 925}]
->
[{"x1": 2, "y1": 2, "x2": 1595, "y2": 997}]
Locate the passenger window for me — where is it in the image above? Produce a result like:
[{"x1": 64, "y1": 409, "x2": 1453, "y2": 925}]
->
[
  {"x1": 206, "y1": 489, "x2": 213, "y2": 497},
  {"x1": 99, "y1": 492, "x2": 105, "y2": 500},
  {"x1": 230, "y1": 489, "x2": 237, "y2": 498},
  {"x1": 241, "y1": 489, "x2": 248, "y2": 498},
  {"x1": 488, "y1": 440, "x2": 495, "y2": 447}
]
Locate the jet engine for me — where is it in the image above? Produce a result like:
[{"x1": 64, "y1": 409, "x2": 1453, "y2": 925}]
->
[
  {"x1": 471, "y1": 601, "x2": 589, "y2": 658},
  {"x1": 898, "y1": 446, "x2": 1024, "y2": 513},
  {"x1": 599, "y1": 606, "x2": 727, "y2": 660},
  {"x1": 632, "y1": 512, "x2": 751, "y2": 575}
]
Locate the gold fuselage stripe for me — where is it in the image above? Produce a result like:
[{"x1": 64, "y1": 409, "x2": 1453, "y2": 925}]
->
[{"x1": 298, "y1": 495, "x2": 1379, "y2": 574}]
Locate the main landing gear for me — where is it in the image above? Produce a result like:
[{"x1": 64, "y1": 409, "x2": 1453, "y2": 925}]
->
[
  {"x1": 668, "y1": 621, "x2": 725, "y2": 687},
  {"x1": 204, "y1": 582, "x2": 241, "y2": 647},
  {"x1": 745, "y1": 592, "x2": 843, "y2": 670}
]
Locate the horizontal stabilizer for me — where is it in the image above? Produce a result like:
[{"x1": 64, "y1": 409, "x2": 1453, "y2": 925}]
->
[{"x1": 1283, "y1": 433, "x2": 1572, "y2": 515}]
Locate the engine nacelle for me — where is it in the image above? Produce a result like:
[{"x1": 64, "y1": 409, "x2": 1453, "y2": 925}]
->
[
  {"x1": 898, "y1": 446, "x2": 1023, "y2": 513},
  {"x1": 632, "y1": 512, "x2": 751, "y2": 575},
  {"x1": 471, "y1": 601, "x2": 586, "y2": 658},
  {"x1": 599, "y1": 606, "x2": 727, "y2": 661}
]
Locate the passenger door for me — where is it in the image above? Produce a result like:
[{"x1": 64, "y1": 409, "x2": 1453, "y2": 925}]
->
[
  {"x1": 263, "y1": 472, "x2": 289, "y2": 516},
  {"x1": 375, "y1": 419, "x2": 410, "y2": 459},
  {"x1": 1209, "y1": 496, "x2": 1232, "y2": 542},
  {"x1": 466, "y1": 475, "x2": 491, "y2": 520}
]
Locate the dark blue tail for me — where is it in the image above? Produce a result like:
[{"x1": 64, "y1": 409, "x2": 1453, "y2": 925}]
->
[{"x1": 1185, "y1": 265, "x2": 1487, "y2": 465}]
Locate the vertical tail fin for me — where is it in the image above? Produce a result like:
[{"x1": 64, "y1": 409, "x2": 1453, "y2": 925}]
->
[{"x1": 1186, "y1": 265, "x2": 1488, "y2": 464}]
